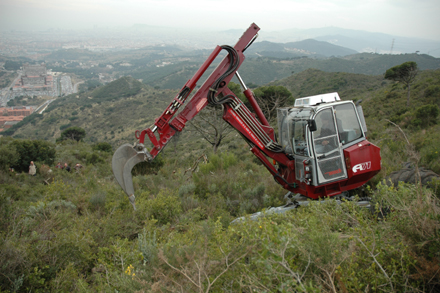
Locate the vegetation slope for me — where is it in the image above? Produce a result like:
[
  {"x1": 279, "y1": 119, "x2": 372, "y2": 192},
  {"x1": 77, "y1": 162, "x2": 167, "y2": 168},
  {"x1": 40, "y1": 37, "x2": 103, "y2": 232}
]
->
[{"x1": 0, "y1": 66, "x2": 439, "y2": 292}]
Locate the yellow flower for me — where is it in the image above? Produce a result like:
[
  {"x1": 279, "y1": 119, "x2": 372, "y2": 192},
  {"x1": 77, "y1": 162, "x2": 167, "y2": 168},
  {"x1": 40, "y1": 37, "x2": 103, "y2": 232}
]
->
[{"x1": 125, "y1": 264, "x2": 134, "y2": 276}]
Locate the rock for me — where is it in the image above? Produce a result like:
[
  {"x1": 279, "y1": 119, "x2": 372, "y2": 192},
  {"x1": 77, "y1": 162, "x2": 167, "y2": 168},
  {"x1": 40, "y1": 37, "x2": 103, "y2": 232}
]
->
[{"x1": 386, "y1": 164, "x2": 439, "y2": 187}]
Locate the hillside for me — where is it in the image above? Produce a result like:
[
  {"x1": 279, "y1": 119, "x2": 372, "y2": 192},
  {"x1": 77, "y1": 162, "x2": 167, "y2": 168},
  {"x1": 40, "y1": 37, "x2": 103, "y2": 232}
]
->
[
  {"x1": 6, "y1": 67, "x2": 440, "y2": 177},
  {"x1": 1, "y1": 64, "x2": 440, "y2": 292},
  {"x1": 271, "y1": 68, "x2": 387, "y2": 99},
  {"x1": 6, "y1": 76, "x2": 172, "y2": 145},
  {"x1": 122, "y1": 51, "x2": 440, "y2": 89},
  {"x1": 1, "y1": 70, "x2": 384, "y2": 144},
  {"x1": 237, "y1": 53, "x2": 440, "y2": 87}
]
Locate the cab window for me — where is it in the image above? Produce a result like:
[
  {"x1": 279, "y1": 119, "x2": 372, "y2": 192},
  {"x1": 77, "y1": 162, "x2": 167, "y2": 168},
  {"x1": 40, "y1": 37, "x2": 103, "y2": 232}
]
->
[
  {"x1": 334, "y1": 103, "x2": 363, "y2": 144},
  {"x1": 292, "y1": 120, "x2": 309, "y2": 156},
  {"x1": 313, "y1": 109, "x2": 338, "y2": 155}
]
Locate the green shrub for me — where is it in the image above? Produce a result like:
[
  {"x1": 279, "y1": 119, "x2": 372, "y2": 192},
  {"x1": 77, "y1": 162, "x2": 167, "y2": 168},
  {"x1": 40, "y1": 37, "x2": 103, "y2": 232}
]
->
[
  {"x1": 413, "y1": 104, "x2": 439, "y2": 128},
  {"x1": 89, "y1": 191, "x2": 106, "y2": 211},
  {"x1": 138, "y1": 229, "x2": 157, "y2": 265},
  {"x1": 57, "y1": 126, "x2": 86, "y2": 142},
  {"x1": 92, "y1": 142, "x2": 113, "y2": 153},
  {"x1": 26, "y1": 200, "x2": 77, "y2": 217},
  {"x1": 131, "y1": 154, "x2": 164, "y2": 176},
  {"x1": 373, "y1": 182, "x2": 440, "y2": 259},
  {"x1": 59, "y1": 123, "x2": 72, "y2": 130},
  {"x1": 9, "y1": 138, "x2": 56, "y2": 172},
  {"x1": 86, "y1": 152, "x2": 105, "y2": 165},
  {"x1": 146, "y1": 190, "x2": 182, "y2": 225},
  {"x1": 199, "y1": 152, "x2": 238, "y2": 174},
  {"x1": 178, "y1": 183, "x2": 196, "y2": 197},
  {"x1": 421, "y1": 145, "x2": 440, "y2": 174},
  {"x1": 0, "y1": 138, "x2": 19, "y2": 171},
  {"x1": 425, "y1": 84, "x2": 440, "y2": 100}
]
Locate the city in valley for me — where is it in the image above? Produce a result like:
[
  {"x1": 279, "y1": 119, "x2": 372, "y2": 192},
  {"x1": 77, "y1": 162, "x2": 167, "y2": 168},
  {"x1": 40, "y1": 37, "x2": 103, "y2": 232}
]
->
[
  {"x1": 0, "y1": 27, "x2": 169, "y2": 132},
  {"x1": 0, "y1": 26, "x2": 235, "y2": 132}
]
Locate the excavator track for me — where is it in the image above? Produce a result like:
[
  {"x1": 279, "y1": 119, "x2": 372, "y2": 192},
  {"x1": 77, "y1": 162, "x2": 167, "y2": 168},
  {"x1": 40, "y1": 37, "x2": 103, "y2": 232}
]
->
[{"x1": 231, "y1": 192, "x2": 371, "y2": 223}]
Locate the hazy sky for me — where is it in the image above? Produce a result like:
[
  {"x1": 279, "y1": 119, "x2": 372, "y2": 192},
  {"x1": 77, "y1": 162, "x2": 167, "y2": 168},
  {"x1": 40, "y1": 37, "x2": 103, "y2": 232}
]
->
[{"x1": 1, "y1": 0, "x2": 439, "y2": 40}]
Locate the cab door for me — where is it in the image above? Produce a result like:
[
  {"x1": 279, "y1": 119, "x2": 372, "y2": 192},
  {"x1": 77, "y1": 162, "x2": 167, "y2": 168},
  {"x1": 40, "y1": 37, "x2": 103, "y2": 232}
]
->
[{"x1": 312, "y1": 108, "x2": 347, "y2": 184}]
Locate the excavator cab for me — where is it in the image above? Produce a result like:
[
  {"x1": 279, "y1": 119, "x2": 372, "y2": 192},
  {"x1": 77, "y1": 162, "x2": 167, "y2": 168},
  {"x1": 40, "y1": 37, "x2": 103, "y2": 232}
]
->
[{"x1": 277, "y1": 92, "x2": 379, "y2": 191}]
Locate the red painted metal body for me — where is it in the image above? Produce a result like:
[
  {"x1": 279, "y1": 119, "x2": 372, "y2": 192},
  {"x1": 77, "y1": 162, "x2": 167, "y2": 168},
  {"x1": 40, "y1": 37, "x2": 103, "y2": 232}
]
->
[
  {"x1": 130, "y1": 23, "x2": 381, "y2": 200},
  {"x1": 343, "y1": 141, "x2": 381, "y2": 187},
  {"x1": 137, "y1": 23, "x2": 260, "y2": 158}
]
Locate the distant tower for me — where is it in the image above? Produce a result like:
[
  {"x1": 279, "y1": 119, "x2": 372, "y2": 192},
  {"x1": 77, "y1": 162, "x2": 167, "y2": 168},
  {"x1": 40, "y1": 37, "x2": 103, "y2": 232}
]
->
[{"x1": 390, "y1": 38, "x2": 395, "y2": 55}]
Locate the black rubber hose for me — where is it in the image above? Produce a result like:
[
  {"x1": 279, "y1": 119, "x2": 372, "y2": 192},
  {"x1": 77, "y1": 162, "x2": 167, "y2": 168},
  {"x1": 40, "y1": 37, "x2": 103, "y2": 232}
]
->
[{"x1": 208, "y1": 46, "x2": 239, "y2": 106}]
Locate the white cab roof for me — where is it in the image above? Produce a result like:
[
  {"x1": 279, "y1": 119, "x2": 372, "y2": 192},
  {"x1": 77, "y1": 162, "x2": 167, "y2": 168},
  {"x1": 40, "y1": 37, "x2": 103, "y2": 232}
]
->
[{"x1": 294, "y1": 92, "x2": 341, "y2": 107}]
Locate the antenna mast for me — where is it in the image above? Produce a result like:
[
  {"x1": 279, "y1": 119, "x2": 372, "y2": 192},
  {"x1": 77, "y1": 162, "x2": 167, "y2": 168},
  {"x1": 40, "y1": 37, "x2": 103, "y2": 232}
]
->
[{"x1": 390, "y1": 38, "x2": 395, "y2": 54}]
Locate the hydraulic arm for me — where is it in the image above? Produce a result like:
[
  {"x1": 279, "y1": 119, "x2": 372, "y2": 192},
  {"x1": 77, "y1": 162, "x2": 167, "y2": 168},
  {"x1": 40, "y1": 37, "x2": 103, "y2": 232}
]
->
[{"x1": 112, "y1": 23, "x2": 296, "y2": 208}]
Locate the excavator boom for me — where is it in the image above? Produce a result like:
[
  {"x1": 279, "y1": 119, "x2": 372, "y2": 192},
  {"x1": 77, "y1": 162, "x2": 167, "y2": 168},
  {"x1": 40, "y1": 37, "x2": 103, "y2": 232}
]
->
[{"x1": 113, "y1": 23, "x2": 267, "y2": 207}]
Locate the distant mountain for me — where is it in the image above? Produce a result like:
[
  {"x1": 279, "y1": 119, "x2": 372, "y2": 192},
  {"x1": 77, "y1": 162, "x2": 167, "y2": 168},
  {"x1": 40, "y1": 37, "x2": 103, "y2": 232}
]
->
[
  {"x1": 236, "y1": 53, "x2": 440, "y2": 87},
  {"x1": 257, "y1": 27, "x2": 440, "y2": 58},
  {"x1": 127, "y1": 52, "x2": 439, "y2": 89},
  {"x1": 245, "y1": 39, "x2": 357, "y2": 58},
  {"x1": 285, "y1": 39, "x2": 358, "y2": 56}
]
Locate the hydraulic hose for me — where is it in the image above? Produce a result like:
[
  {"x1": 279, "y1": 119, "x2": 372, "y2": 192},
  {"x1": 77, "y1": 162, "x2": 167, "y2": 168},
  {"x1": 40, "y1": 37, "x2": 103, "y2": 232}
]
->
[
  {"x1": 206, "y1": 45, "x2": 284, "y2": 153},
  {"x1": 207, "y1": 45, "x2": 240, "y2": 106}
]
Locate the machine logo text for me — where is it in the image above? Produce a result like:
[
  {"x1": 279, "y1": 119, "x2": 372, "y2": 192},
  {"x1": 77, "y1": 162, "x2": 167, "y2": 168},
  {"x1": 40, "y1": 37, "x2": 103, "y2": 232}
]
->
[{"x1": 352, "y1": 162, "x2": 371, "y2": 173}]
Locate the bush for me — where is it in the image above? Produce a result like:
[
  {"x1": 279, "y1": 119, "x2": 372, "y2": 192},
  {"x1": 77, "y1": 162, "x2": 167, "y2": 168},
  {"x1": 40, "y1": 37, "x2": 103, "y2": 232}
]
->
[
  {"x1": 0, "y1": 138, "x2": 19, "y2": 171},
  {"x1": 86, "y1": 152, "x2": 105, "y2": 165},
  {"x1": 199, "y1": 152, "x2": 238, "y2": 174},
  {"x1": 178, "y1": 183, "x2": 196, "y2": 197},
  {"x1": 373, "y1": 182, "x2": 440, "y2": 259},
  {"x1": 146, "y1": 190, "x2": 182, "y2": 225},
  {"x1": 89, "y1": 191, "x2": 106, "y2": 211},
  {"x1": 425, "y1": 84, "x2": 440, "y2": 99},
  {"x1": 413, "y1": 104, "x2": 439, "y2": 128},
  {"x1": 138, "y1": 229, "x2": 157, "y2": 265},
  {"x1": 92, "y1": 142, "x2": 113, "y2": 153},
  {"x1": 131, "y1": 154, "x2": 164, "y2": 176},
  {"x1": 57, "y1": 126, "x2": 86, "y2": 142},
  {"x1": 8, "y1": 138, "x2": 56, "y2": 172},
  {"x1": 59, "y1": 123, "x2": 72, "y2": 131}
]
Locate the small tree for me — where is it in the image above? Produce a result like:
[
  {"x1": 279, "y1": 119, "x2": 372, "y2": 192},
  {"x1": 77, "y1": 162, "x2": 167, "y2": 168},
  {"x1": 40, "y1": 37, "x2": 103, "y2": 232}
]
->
[
  {"x1": 384, "y1": 61, "x2": 418, "y2": 107},
  {"x1": 253, "y1": 86, "x2": 293, "y2": 122},
  {"x1": 189, "y1": 105, "x2": 235, "y2": 153},
  {"x1": 9, "y1": 138, "x2": 56, "y2": 172},
  {"x1": 227, "y1": 82, "x2": 245, "y2": 101},
  {"x1": 58, "y1": 126, "x2": 86, "y2": 142}
]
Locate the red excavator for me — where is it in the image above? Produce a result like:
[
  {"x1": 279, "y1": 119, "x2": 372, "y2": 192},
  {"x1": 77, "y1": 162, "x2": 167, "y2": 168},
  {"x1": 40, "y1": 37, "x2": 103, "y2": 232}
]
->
[{"x1": 112, "y1": 23, "x2": 381, "y2": 210}]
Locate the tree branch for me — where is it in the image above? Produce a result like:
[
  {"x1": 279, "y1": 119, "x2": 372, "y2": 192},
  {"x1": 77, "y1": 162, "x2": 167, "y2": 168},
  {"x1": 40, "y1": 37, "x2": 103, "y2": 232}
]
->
[{"x1": 357, "y1": 237, "x2": 394, "y2": 291}]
